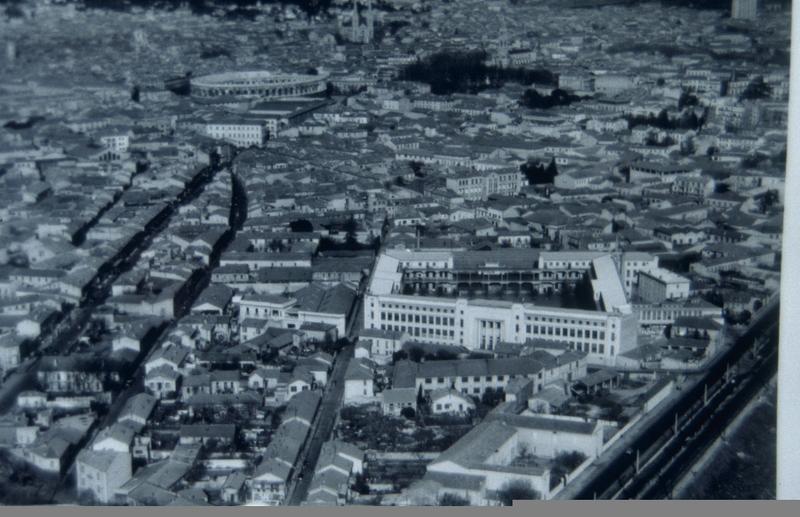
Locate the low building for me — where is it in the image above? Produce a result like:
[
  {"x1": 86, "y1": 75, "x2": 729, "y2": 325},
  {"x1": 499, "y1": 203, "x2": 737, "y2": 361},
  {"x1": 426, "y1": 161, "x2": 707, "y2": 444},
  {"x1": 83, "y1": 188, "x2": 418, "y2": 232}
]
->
[
  {"x1": 634, "y1": 298, "x2": 723, "y2": 330},
  {"x1": 117, "y1": 393, "x2": 157, "y2": 428},
  {"x1": 637, "y1": 268, "x2": 691, "y2": 303},
  {"x1": 429, "y1": 388, "x2": 476, "y2": 415},
  {"x1": 248, "y1": 367, "x2": 281, "y2": 391},
  {"x1": 392, "y1": 354, "x2": 586, "y2": 399},
  {"x1": 191, "y1": 284, "x2": 234, "y2": 315},
  {"x1": 76, "y1": 449, "x2": 133, "y2": 504},
  {"x1": 305, "y1": 440, "x2": 365, "y2": 506},
  {"x1": 178, "y1": 424, "x2": 236, "y2": 446},
  {"x1": 249, "y1": 391, "x2": 320, "y2": 505},
  {"x1": 419, "y1": 412, "x2": 602, "y2": 503},
  {"x1": 0, "y1": 333, "x2": 26, "y2": 371},
  {"x1": 22, "y1": 413, "x2": 95, "y2": 475},
  {"x1": 92, "y1": 422, "x2": 138, "y2": 453},
  {"x1": 236, "y1": 283, "x2": 357, "y2": 339},
  {"x1": 380, "y1": 387, "x2": 417, "y2": 417},
  {"x1": 672, "y1": 316, "x2": 722, "y2": 342},
  {"x1": 343, "y1": 359, "x2": 374, "y2": 405},
  {"x1": 204, "y1": 117, "x2": 267, "y2": 148},
  {"x1": 221, "y1": 471, "x2": 247, "y2": 504},
  {"x1": 357, "y1": 328, "x2": 407, "y2": 365},
  {"x1": 145, "y1": 365, "x2": 181, "y2": 399}
]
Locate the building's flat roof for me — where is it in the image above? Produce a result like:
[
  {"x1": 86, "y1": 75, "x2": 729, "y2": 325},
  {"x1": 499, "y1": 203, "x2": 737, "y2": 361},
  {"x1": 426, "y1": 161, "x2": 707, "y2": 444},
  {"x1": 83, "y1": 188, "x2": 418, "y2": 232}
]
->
[
  {"x1": 452, "y1": 249, "x2": 540, "y2": 270},
  {"x1": 368, "y1": 253, "x2": 402, "y2": 295},
  {"x1": 642, "y1": 267, "x2": 691, "y2": 284},
  {"x1": 591, "y1": 255, "x2": 629, "y2": 312}
]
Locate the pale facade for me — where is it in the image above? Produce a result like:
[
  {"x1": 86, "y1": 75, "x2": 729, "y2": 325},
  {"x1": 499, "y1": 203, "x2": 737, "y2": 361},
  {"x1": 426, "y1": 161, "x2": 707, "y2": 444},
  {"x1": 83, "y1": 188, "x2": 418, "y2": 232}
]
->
[
  {"x1": 637, "y1": 268, "x2": 692, "y2": 304},
  {"x1": 445, "y1": 169, "x2": 524, "y2": 200}
]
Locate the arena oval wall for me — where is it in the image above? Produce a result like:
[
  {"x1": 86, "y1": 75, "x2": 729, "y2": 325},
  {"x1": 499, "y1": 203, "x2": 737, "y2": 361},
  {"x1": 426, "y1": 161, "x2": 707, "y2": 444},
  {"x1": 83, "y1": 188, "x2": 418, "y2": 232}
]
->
[{"x1": 190, "y1": 70, "x2": 328, "y2": 99}]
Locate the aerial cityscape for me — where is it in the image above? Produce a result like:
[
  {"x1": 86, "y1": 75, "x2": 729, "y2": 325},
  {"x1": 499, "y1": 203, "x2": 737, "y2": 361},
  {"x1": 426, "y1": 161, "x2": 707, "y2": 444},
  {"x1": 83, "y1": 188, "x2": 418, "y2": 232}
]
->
[{"x1": 0, "y1": 0, "x2": 787, "y2": 506}]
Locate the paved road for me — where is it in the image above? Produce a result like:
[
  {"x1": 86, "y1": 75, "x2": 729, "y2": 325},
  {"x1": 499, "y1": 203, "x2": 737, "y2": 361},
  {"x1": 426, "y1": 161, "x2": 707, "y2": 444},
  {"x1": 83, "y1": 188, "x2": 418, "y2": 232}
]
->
[
  {"x1": 347, "y1": 295, "x2": 364, "y2": 341},
  {"x1": 45, "y1": 160, "x2": 236, "y2": 499},
  {"x1": 285, "y1": 344, "x2": 354, "y2": 505},
  {"x1": 0, "y1": 160, "x2": 234, "y2": 417},
  {"x1": 0, "y1": 361, "x2": 36, "y2": 413},
  {"x1": 94, "y1": 161, "x2": 243, "y2": 430}
]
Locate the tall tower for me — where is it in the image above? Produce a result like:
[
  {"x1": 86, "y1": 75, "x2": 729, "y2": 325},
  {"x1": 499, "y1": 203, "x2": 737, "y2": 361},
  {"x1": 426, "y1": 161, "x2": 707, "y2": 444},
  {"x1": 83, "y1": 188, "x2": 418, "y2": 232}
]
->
[
  {"x1": 731, "y1": 0, "x2": 758, "y2": 20},
  {"x1": 351, "y1": 0, "x2": 359, "y2": 43},
  {"x1": 350, "y1": 0, "x2": 373, "y2": 44},
  {"x1": 365, "y1": 0, "x2": 374, "y2": 44}
]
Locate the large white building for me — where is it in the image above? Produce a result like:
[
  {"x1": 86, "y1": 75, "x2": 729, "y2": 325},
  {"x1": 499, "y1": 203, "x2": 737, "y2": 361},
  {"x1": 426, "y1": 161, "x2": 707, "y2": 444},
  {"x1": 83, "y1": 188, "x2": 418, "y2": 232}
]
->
[
  {"x1": 98, "y1": 128, "x2": 132, "y2": 153},
  {"x1": 445, "y1": 169, "x2": 524, "y2": 200},
  {"x1": 619, "y1": 252, "x2": 660, "y2": 298},
  {"x1": 343, "y1": 358, "x2": 375, "y2": 405},
  {"x1": 191, "y1": 70, "x2": 328, "y2": 99},
  {"x1": 364, "y1": 250, "x2": 640, "y2": 365},
  {"x1": 204, "y1": 117, "x2": 267, "y2": 148},
  {"x1": 76, "y1": 449, "x2": 132, "y2": 504}
]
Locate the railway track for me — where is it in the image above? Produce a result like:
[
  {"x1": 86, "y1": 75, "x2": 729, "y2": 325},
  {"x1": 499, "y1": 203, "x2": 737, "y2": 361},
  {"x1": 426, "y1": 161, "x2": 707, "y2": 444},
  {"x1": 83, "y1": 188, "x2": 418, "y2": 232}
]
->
[{"x1": 570, "y1": 299, "x2": 779, "y2": 500}]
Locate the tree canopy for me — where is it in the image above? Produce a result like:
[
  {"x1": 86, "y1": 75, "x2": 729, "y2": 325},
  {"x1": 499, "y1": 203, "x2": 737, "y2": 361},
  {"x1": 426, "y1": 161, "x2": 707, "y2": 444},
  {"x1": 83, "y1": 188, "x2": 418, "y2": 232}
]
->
[
  {"x1": 739, "y1": 77, "x2": 772, "y2": 101},
  {"x1": 399, "y1": 50, "x2": 555, "y2": 95},
  {"x1": 520, "y1": 88, "x2": 583, "y2": 110},
  {"x1": 520, "y1": 158, "x2": 558, "y2": 185},
  {"x1": 289, "y1": 219, "x2": 314, "y2": 233},
  {"x1": 678, "y1": 90, "x2": 699, "y2": 110},
  {"x1": 80, "y1": 0, "x2": 333, "y2": 18},
  {"x1": 439, "y1": 493, "x2": 470, "y2": 506},
  {"x1": 496, "y1": 479, "x2": 541, "y2": 506},
  {"x1": 627, "y1": 109, "x2": 704, "y2": 131}
]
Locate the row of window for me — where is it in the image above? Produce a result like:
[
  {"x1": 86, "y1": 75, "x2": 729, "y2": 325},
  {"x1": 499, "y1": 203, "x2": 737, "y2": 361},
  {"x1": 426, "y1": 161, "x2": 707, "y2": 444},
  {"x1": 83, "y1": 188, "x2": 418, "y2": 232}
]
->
[
  {"x1": 380, "y1": 324, "x2": 456, "y2": 340},
  {"x1": 406, "y1": 271, "x2": 450, "y2": 279},
  {"x1": 435, "y1": 402, "x2": 468, "y2": 411},
  {"x1": 380, "y1": 302, "x2": 455, "y2": 313},
  {"x1": 381, "y1": 312, "x2": 456, "y2": 326},
  {"x1": 525, "y1": 314, "x2": 608, "y2": 328},
  {"x1": 209, "y1": 126, "x2": 263, "y2": 133},
  {"x1": 525, "y1": 324, "x2": 609, "y2": 341},
  {"x1": 572, "y1": 342, "x2": 608, "y2": 355},
  {"x1": 243, "y1": 306, "x2": 281, "y2": 317},
  {"x1": 424, "y1": 373, "x2": 526, "y2": 384},
  {"x1": 638, "y1": 308, "x2": 709, "y2": 321},
  {"x1": 540, "y1": 261, "x2": 592, "y2": 269},
  {"x1": 378, "y1": 306, "x2": 611, "y2": 330}
]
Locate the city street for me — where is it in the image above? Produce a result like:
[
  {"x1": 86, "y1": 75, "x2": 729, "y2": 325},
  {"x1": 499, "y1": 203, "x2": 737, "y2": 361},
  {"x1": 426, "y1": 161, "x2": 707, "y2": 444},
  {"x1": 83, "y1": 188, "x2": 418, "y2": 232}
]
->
[
  {"x1": 0, "y1": 160, "x2": 230, "y2": 433},
  {"x1": 285, "y1": 344, "x2": 354, "y2": 505},
  {"x1": 0, "y1": 0, "x2": 789, "y2": 507}
]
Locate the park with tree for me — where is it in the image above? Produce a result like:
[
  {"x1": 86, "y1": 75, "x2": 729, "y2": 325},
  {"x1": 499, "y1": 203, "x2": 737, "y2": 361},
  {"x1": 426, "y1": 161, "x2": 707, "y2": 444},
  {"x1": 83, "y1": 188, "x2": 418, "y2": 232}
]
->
[{"x1": 399, "y1": 50, "x2": 556, "y2": 96}]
